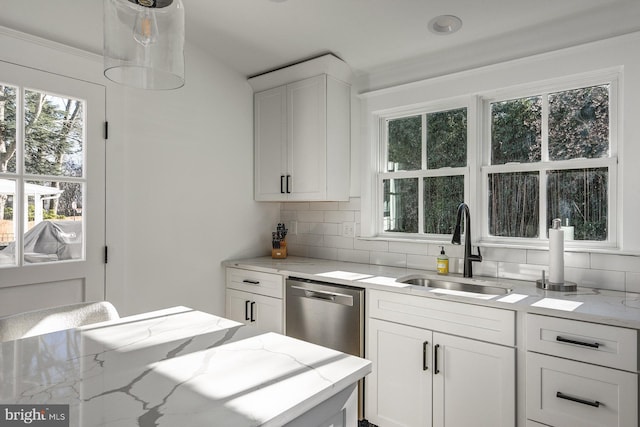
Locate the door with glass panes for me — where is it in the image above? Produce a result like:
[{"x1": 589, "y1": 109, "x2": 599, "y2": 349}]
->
[{"x1": 0, "y1": 60, "x2": 106, "y2": 316}]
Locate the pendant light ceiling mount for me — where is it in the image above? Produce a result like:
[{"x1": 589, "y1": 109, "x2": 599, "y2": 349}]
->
[{"x1": 103, "y1": 0, "x2": 185, "y2": 90}]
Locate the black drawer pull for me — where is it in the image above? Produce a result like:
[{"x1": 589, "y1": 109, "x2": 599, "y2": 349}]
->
[
  {"x1": 556, "y1": 336, "x2": 600, "y2": 348},
  {"x1": 434, "y1": 344, "x2": 440, "y2": 374},
  {"x1": 423, "y1": 341, "x2": 428, "y2": 371},
  {"x1": 242, "y1": 279, "x2": 260, "y2": 285},
  {"x1": 556, "y1": 391, "x2": 601, "y2": 408}
]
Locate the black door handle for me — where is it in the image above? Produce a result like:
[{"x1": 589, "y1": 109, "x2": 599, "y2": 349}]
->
[
  {"x1": 286, "y1": 175, "x2": 291, "y2": 193},
  {"x1": 280, "y1": 175, "x2": 285, "y2": 194},
  {"x1": 423, "y1": 341, "x2": 429, "y2": 371},
  {"x1": 556, "y1": 391, "x2": 601, "y2": 408},
  {"x1": 244, "y1": 300, "x2": 250, "y2": 321},
  {"x1": 434, "y1": 344, "x2": 440, "y2": 374},
  {"x1": 250, "y1": 301, "x2": 256, "y2": 322},
  {"x1": 556, "y1": 336, "x2": 601, "y2": 348}
]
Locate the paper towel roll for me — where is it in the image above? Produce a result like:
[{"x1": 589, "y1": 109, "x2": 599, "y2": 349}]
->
[{"x1": 549, "y1": 227, "x2": 565, "y2": 284}]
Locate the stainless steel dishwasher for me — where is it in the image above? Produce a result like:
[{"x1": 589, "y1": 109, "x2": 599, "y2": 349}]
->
[{"x1": 285, "y1": 277, "x2": 365, "y2": 417}]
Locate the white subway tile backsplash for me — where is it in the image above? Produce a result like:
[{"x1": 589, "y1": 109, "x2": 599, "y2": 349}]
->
[
  {"x1": 284, "y1": 202, "x2": 310, "y2": 211},
  {"x1": 308, "y1": 222, "x2": 339, "y2": 235},
  {"x1": 324, "y1": 235, "x2": 355, "y2": 249},
  {"x1": 337, "y1": 248, "x2": 370, "y2": 264},
  {"x1": 625, "y1": 272, "x2": 640, "y2": 293},
  {"x1": 389, "y1": 241, "x2": 428, "y2": 255},
  {"x1": 280, "y1": 197, "x2": 640, "y2": 292},
  {"x1": 483, "y1": 247, "x2": 527, "y2": 264},
  {"x1": 407, "y1": 254, "x2": 435, "y2": 271},
  {"x1": 324, "y1": 210, "x2": 355, "y2": 223},
  {"x1": 308, "y1": 246, "x2": 338, "y2": 260},
  {"x1": 565, "y1": 267, "x2": 625, "y2": 292},
  {"x1": 526, "y1": 250, "x2": 590, "y2": 269},
  {"x1": 354, "y1": 239, "x2": 389, "y2": 252},
  {"x1": 297, "y1": 210, "x2": 325, "y2": 223},
  {"x1": 370, "y1": 251, "x2": 407, "y2": 268},
  {"x1": 591, "y1": 253, "x2": 640, "y2": 273},
  {"x1": 311, "y1": 201, "x2": 340, "y2": 211}
]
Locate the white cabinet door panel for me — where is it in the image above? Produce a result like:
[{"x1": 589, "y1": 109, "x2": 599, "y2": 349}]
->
[
  {"x1": 433, "y1": 333, "x2": 515, "y2": 427},
  {"x1": 366, "y1": 318, "x2": 432, "y2": 427}
]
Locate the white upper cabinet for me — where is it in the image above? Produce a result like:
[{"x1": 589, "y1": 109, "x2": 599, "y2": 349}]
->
[{"x1": 250, "y1": 55, "x2": 351, "y2": 202}]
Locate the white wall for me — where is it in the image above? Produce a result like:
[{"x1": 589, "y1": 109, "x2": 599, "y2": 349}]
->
[
  {"x1": 0, "y1": 27, "x2": 280, "y2": 317},
  {"x1": 113, "y1": 43, "x2": 280, "y2": 316}
]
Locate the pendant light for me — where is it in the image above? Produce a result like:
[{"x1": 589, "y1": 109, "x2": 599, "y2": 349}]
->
[{"x1": 103, "y1": 0, "x2": 185, "y2": 90}]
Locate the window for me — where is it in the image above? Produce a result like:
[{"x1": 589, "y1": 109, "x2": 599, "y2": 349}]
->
[
  {"x1": 381, "y1": 107, "x2": 468, "y2": 238},
  {"x1": 483, "y1": 81, "x2": 616, "y2": 245},
  {"x1": 373, "y1": 73, "x2": 618, "y2": 248}
]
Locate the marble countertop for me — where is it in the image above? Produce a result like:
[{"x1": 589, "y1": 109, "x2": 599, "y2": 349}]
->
[
  {"x1": 0, "y1": 306, "x2": 371, "y2": 426},
  {"x1": 225, "y1": 256, "x2": 640, "y2": 329}
]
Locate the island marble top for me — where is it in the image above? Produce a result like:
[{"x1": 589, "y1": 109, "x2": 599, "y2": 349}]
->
[
  {"x1": 0, "y1": 306, "x2": 371, "y2": 426},
  {"x1": 225, "y1": 256, "x2": 640, "y2": 330}
]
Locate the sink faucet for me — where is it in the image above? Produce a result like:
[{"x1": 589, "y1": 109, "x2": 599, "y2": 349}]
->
[{"x1": 451, "y1": 202, "x2": 482, "y2": 278}]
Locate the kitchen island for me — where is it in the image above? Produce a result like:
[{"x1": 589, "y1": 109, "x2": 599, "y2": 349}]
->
[{"x1": 0, "y1": 306, "x2": 371, "y2": 426}]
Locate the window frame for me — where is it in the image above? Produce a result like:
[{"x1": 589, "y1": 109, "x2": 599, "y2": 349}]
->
[
  {"x1": 376, "y1": 98, "x2": 474, "y2": 241},
  {"x1": 370, "y1": 70, "x2": 620, "y2": 249},
  {"x1": 479, "y1": 71, "x2": 619, "y2": 248}
]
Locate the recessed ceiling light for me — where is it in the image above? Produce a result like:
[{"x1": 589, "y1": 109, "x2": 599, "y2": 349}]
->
[{"x1": 428, "y1": 15, "x2": 463, "y2": 35}]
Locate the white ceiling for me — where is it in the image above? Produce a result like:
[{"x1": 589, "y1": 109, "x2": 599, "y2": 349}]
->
[{"x1": 2, "y1": 0, "x2": 640, "y2": 82}]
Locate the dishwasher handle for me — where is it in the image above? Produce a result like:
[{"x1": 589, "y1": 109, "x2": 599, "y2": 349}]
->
[{"x1": 289, "y1": 285, "x2": 354, "y2": 306}]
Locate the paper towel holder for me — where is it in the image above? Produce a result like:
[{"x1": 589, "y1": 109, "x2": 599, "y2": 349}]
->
[{"x1": 536, "y1": 270, "x2": 577, "y2": 291}]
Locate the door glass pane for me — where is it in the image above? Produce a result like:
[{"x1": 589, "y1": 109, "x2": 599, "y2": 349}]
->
[
  {"x1": 23, "y1": 181, "x2": 83, "y2": 264},
  {"x1": 0, "y1": 179, "x2": 16, "y2": 266},
  {"x1": 24, "y1": 90, "x2": 84, "y2": 177},
  {"x1": 548, "y1": 85, "x2": 609, "y2": 161},
  {"x1": 426, "y1": 108, "x2": 467, "y2": 169},
  {"x1": 488, "y1": 172, "x2": 539, "y2": 238},
  {"x1": 387, "y1": 116, "x2": 421, "y2": 171},
  {"x1": 424, "y1": 176, "x2": 464, "y2": 234},
  {"x1": 1, "y1": 84, "x2": 18, "y2": 173},
  {"x1": 547, "y1": 168, "x2": 607, "y2": 241},
  {"x1": 491, "y1": 97, "x2": 542, "y2": 165},
  {"x1": 383, "y1": 178, "x2": 418, "y2": 233}
]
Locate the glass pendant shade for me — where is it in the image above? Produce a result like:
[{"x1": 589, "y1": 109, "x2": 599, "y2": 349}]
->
[{"x1": 103, "y1": 0, "x2": 185, "y2": 90}]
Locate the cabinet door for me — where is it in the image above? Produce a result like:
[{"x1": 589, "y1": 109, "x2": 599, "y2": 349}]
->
[
  {"x1": 287, "y1": 75, "x2": 327, "y2": 200},
  {"x1": 255, "y1": 85, "x2": 287, "y2": 201},
  {"x1": 433, "y1": 333, "x2": 515, "y2": 427},
  {"x1": 366, "y1": 318, "x2": 433, "y2": 427},
  {"x1": 226, "y1": 288, "x2": 283, "y2": 334}
]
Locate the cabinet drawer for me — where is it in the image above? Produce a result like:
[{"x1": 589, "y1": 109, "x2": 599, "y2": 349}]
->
[
  {"x1": 226, "y1": 267, "x2": 284, "y2": 299},
  {"x1": 368, "y1": 289, "x2": 515, "y2": 346},
  {"x1": 527, "y1": 314, "x2": 637, "y2": 371},
  {"x1": 526, "y1": 352, "x2": 638, "y2": 427}
]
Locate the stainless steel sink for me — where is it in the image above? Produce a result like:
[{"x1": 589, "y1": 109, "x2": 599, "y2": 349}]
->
[{"x1": 397, "y1": 274, "x2": 512, "y2": 295}]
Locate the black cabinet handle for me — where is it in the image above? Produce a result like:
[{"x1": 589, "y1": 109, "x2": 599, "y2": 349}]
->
[
  {"x1": 250, "y1": 301, "x2": 256, "y2": 322},
  {"x1": 280, "y1": 175, "x2": 285, "y2": 194},
  {"x1": 556, "y1": 391, "x2": 601, "y2": 408},
  {"x1": 244, "y1": 300, "x2": 250, "y2": 321},
  {"x1": 423, "y1": 341, "x2": 429, "y2": 371},
  {"x1": 242, "y1": 279, "x2": 260, "y2": 285},
  {"x1": 556, "y1": 336, "x2": 601, "y2": 349},
  {"x1": 434, "y1": 344, "x2": 440, "y2": 374},
  {"x1": 286, "y1": 175, "x2": 291, "y2": 193}
]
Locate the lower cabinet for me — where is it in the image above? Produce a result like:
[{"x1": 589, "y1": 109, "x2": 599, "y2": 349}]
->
[
  {"x1": 225, "y1": 267, "x2": 284, "y2": 334},
  {"x1": 366, "y1": 289, "x2": 516, "y2": 427},
  {"x1": 225, "y1": 288, "x2": 283, "y2": 334}
]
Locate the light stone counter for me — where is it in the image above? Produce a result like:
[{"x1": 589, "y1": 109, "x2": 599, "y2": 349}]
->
[
  {"x1": 0, "y1": 306, "x2": 370, "y2": 426},
  {"x1": 225, "y1": 256, "x2": 640, "y2": 329}
]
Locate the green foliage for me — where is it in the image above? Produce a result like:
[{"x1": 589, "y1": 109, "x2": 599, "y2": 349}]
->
[
  {"x1": 491, "y1": 97, "x2": 542, "y2": 164},
  {"x1": 388, "y1": 116, "x2": 421, "y2": 170},
  {"x1": 427, "y1": 109, "x2": 467, "y2": 168}
]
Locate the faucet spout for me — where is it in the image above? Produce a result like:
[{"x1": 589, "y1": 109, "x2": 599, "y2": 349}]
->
[{"x1": 451, "y1": 202, "x2": 482, "y2": 278}]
